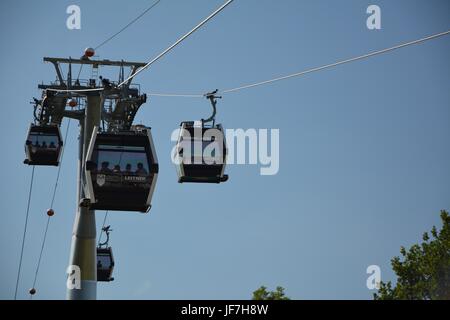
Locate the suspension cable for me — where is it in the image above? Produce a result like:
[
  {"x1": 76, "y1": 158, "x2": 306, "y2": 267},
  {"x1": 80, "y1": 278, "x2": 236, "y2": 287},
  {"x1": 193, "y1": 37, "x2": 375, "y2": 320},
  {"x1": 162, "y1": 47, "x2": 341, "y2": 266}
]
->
[
  {"x1": 43, "y1": 28, "x2": 450, "y2": 96},
  {"x1": 220, "y1": 29, "x2": 450, "y2": 94},
  {"x1": 14, "y1": 166, "x2": 35, "y2": 300},
  {"x1": 142, "y1": 28, "x2": 450, "y2": 97},
  {"x1": 45, "y1": 0, "x2": 234, "y2": 94},
  {"x1": 95, "y1": 0, "x2": 161, "y2": 51},
  {"x1": 73, "y1": 1, "x2": 161, "y2": 82},
  {"x1": 147, "y1": 92, "x2": 203, "y2": 98},
  {"x1": 114, "y1": 28, "x2": 450, "y2": 97},
  {"x1": 29, "y1": 120, "x2": 71, "y2": 299},
  {"x1": 117, "y1": 0, "x2": 235, "y2": 87}
]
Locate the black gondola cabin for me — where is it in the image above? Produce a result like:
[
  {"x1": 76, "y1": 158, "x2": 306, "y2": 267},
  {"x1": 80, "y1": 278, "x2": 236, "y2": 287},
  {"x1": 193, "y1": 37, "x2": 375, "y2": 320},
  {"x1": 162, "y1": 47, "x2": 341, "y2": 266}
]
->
[
  {"x1": 24, "y1": 124, "x2": 63, "y2": 166},
  {"x1": 84, "y1": 126, "x2": 158, "y2": 213},
  {"x1": 97, "y1": 247, "x2": 114, "y2": 282},
  {"x1": 175, "y1": 121, "x2": 228, "y2": 183}
]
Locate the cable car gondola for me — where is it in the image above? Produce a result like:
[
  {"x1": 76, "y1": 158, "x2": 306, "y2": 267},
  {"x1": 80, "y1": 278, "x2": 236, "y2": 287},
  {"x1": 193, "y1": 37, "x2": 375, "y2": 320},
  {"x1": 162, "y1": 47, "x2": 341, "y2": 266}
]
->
[
  {"x1": 24, "y1": 123, "x2": 63, "y2": 166},
  {"x1": 97, "y1": 247, "x2": 114, "y2": 282},
  {"x1": 174, "y1": 91, "x2": 228, "y2": 183},
  {"x1": 84, "y1": 125, "x2": 158, "y2": 213},
  {"x1": 97, "y1": 226, "x2": 114, "y2": 282}
]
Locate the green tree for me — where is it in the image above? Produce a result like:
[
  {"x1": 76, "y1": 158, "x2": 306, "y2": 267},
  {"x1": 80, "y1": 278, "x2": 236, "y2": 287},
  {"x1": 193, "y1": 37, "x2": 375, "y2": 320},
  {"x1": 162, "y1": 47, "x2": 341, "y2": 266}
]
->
[
  {"x1": 374, "y1": 210, "x2": 450, "y2": 300},
  {"x1": 252, "y1": 286, "x2": 290, "y2": 300}
]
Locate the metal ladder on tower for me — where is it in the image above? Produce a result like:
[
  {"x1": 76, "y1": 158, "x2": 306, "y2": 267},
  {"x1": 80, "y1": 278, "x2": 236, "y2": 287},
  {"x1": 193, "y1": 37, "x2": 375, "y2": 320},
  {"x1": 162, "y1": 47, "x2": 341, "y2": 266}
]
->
[{"x1": 91, "y1": 64, "x2": 99, "y2": 82}]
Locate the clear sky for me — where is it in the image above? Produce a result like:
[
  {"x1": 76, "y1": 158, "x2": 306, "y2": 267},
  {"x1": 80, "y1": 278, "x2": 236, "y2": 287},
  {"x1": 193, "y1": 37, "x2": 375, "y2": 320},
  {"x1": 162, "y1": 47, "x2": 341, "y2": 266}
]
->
[{"x1": 0, "y1": 0, "x2": 449, "y2": 300}]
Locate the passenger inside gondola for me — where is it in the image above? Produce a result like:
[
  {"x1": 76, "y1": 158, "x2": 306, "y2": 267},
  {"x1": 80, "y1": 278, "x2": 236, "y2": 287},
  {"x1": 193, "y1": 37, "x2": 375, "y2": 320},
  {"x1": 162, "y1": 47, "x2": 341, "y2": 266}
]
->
[
  {"x1": 124, "y1": 163, "x2": 133, "y2": 175},
  {"x1": 136, "y1": 162, "x2": 148, "y2": 176},
  {"x1": 95, "y1": 149, "x2": 151, "y2": 176},
  {"x1": 90, "y1": 144, "x2": 154, "y2": 196},
  {"x1": 25, "y1": 124, "x2": 63, "y2": 167},
  {"x1": 100, "y1": 161, "x2": 112, "y2": 173},
  {"x1": 29, "y1": 133, "x2": 59, "y2": 150},
  {"x1": 85, "y1": 128, "x2": 158, "y2": 212},
  {"x1": 113, "y1": 165, "x2": 121, "y2": 173}
]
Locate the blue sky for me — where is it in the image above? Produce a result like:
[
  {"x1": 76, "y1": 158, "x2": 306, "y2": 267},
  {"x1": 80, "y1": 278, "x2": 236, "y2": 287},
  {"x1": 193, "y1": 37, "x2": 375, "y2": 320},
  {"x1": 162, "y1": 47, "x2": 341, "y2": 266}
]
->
[{"x1": 0, "y1": 0, "x2": 449, "y2": 300}]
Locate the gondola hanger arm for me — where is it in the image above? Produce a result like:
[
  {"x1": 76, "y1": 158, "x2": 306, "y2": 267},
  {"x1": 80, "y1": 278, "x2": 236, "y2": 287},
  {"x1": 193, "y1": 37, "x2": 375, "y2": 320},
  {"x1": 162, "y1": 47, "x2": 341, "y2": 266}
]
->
[{"x1": 203, "y1": 89, "x2": 222, "y2": 124}]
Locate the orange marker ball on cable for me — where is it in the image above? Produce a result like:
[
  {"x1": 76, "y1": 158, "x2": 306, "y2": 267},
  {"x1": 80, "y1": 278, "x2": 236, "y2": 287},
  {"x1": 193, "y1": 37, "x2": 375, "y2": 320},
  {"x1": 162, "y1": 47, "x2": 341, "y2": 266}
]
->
[
  {"x1": 84, "y1": 47, "x2": 95, "y2": 58},
  {"x1": 47, "y1": 209, "x2": 55, "y2": 217}
]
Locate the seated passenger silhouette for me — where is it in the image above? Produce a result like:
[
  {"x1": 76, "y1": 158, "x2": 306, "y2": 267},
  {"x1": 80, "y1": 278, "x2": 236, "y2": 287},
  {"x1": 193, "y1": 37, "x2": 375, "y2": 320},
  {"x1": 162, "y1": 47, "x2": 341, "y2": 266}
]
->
[
  {"x1": 113, "y1": 165, "x2": 121, "y2": 174},
  {"x1": 41, "y1": 141, "x2": 48, "y2": 148},
  {"x1": 33, "y1": 140, "x2": 40, "y2": 147},
  {"x1": 100, "y1": 161, "x2": 112, "y2": 173},
  {"x1": 49, "y1": 141, "x2": 56, "y2": 149},
  {"x1": 135, "y1": 162, "x2": 148, "y2": 176},
  {"x1": 124, "y1": 163, "x2": 133, "y2": 175}
]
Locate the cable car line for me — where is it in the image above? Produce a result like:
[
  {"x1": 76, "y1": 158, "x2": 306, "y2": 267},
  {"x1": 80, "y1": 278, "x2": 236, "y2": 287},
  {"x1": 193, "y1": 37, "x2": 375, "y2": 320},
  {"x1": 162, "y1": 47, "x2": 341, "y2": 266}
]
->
[
  {"x1": 117, "y1": 0, "x2": 235, "y2": 88},
  {"x1": 144, "y1": 28, "x2": 450, "y2": 97},
  {"x1": 220, "y1": 29, "x2": 450, "y2": 94},
  {"x1": 29, "y1": 120, "x2": 71, "y2": 299},
  {"x1": 147, "y1": 92, "x2": 203, "y2": 98},
  {"x1": 52, "y1": 28, "x2": 450, "y2": 97},
  {"x1": 119, "y1": 28, "x2": 450, "y2": 97},
  {"x1": 14, "y1": 166, "x2": 35, "y2": 300},
  {"x1": 29, "y1": 215, "x2": 50, "y2": 300},
  {"x1": 94, "y1": 0, "x2": 161, "y2": 51},
  {"x1": 49, "y1": 120, "x2": 71, "y2": 207}
]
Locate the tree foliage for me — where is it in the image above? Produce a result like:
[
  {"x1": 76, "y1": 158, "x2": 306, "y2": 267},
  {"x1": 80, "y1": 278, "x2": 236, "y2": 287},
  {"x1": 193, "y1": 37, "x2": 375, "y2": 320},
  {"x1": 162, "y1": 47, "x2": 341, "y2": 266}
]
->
[
  {"x1": 252, "y1": 286, "x2": 290, "y2": 300},
  {"x1": 374, "y1": 210, "x2": 450, "y2": 300}
]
